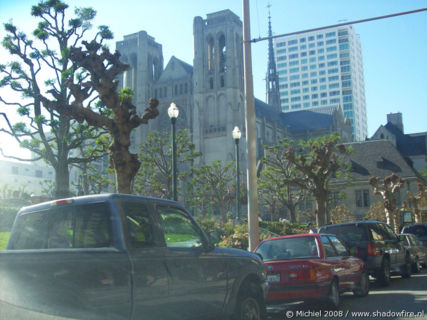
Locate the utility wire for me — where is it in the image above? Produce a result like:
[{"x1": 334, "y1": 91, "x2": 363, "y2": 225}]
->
[{"x1": 251, "y1": 8, "x2": 427, "y2": 43}]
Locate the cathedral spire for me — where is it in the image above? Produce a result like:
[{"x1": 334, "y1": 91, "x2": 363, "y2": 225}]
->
[{"x1": 266, "y1": 4, "x2": 281, "y2": 112}]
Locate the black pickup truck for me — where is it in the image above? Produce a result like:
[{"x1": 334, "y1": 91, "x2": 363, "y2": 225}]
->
[{"x1": 0, "y1": 194, "x2": 267, "y2": 320}]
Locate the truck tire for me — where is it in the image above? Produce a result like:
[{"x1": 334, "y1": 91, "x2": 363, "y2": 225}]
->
[
  {"x1": 401, "y1": 254, "x2": 412, "y2": 278},
  {"x1": 376, "y1": 258, "x2": 390, "y2": 286},
  {"x1": 233, "y1": 282, "x2": 264, "y2": 320},
  {"x1": 412, "y1": 257, "x2": 421, "y2": 273},
  {"x1": 353, "y1": 271, "x2": 369, "y2": 297},
  {"x1": 325, "y1": 279, "x2": 340, "y2": 309}
]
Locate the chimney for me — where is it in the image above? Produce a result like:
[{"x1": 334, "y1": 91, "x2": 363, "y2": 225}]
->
[{"x1": 387, "y1": 112, "x2": 403, "y2": 133}]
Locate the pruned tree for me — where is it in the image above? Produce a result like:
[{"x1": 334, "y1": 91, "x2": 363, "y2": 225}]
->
[
  {"x1": 134, "y1": 129, "x2": 201, "y2": 199},
  {"x1": 282, "y1": 134, "x2": 351, "y2": 227},
  {"x1": 368, "y1": 173, "x2": 404, "y2": 233},
  {"x1": 39, "y1": 37, "x2": 159, "y2": 194},
  {"x1": 191, "y1": 161, "x2": 235, "y2": 222},
  {"x1": 258, "y1": 138, "x2": 306, "y2": 222},
  {"x1": 0, "y1": 1, "x2": 110, "y2": 198},
  {"x1": 407, "y1": 181, "x2": 427, "y2": 223}
]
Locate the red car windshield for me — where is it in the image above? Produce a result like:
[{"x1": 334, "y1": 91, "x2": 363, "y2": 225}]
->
[{"x1": 256, "y1": 236, "x2": 319, "y2": 261}]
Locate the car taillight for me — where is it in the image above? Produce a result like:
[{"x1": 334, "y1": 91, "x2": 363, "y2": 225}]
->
[
  {"x1": 289, "y1": 268, "x2": 316, "y2": 280},
  {"x1": 367, "y1": 243, "x2": 380, "y2": 256}
]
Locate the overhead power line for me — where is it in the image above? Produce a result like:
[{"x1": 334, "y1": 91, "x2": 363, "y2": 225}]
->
[{"x1": 251, "y1": 8, "x2": 427, "y2": 43}]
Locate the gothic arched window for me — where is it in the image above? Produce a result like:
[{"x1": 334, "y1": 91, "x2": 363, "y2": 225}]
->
[
  {"x1": 219, "y1": 34, "x2": 226, "y2": 73},
  {"x1": 207, "y1": 37, "x2": 215, "y2": 72}
]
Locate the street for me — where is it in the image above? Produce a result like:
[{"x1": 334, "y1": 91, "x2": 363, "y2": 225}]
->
[{"x1": 267, "y1": 269, "x2": 427, "y2": 320}]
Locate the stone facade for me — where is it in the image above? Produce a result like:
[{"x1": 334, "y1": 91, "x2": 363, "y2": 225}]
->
[{"x1": 115, "y1": 10, "x2": 352, "y2": 171}]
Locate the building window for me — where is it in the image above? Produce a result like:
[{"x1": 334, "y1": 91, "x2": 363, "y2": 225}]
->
[
  {"x1": 35, "y1": 170, "x2": 43, "y2": 178},
  {"x1": 287, "y1": 39, "x2": 297, "y2": 45},
  {"x1": 341, "y1": 66, "x2": 351, "y2": 73},
  {"x1": 207, "y1": 37, "x2": 215, "y2": 72},
  {"x1": 326, "y1": 31, "x2": 336, "y2": 38},
  {"x1": 12, "y1": 166, "x2": 18, "y2": 174},
  {"x1": 343, "y1": 103, "x2": 353, "y2": 110},
  {"x1": 219, "y1": 34, "x2": 226, "y2": 72},
  {"x1": 356, "y1": 190, "x2": 370, "y2": 208},
  {"x1": 339, "y1": 43, "x2": 350, "y2": 51}
]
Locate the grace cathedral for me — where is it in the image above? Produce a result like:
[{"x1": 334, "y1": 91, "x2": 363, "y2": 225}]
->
[{"x1": 115, "y1": 9, "x2": 351, "y2": 169}]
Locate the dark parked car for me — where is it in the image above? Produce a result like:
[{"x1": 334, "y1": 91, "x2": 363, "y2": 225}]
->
[
  {"x1": 401, "y1": 224, "x2": 427, "y2": 247},
  {"x1": 255, "y1": 233, "x2": 368, "y2": 309},
  {"x1": 318, "y1": 220, "x2": 411, "y2": 286},
  {"x1": 0, "y1": 194, "x2": 268, "y2": 320},
  {"x1": 400, "y1": 233, "x2": 427, "y2": 273}
]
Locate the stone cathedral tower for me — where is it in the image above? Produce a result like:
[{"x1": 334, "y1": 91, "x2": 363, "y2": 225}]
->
[
  {"x1": 115, "y1": 31, "x2": 163, "y2": 152},
  {"x1": 193, "y1": 10, "x2": 246, "y2": 165}
]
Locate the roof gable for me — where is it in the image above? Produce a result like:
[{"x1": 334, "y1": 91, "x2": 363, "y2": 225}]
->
[{"x1": 157, "y1": 56, "x2": 193, "y2": 82}]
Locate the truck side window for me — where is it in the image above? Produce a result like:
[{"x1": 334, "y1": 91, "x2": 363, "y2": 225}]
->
[
  {"x1": 119, "y1": 200, "x2": 154, "y2": 248},
  {"x1": 74, "y1": 203, "x2": 112, "y2": 248},
  {"x1": 158, "y1": 207, "x2": 203, "y2": 248},
  {"x1": 48, "y1": 210, "x2": 73, "y2": 248},
  {"x1": 321, "y1": 235, "x2": 337, "y2": 258}
]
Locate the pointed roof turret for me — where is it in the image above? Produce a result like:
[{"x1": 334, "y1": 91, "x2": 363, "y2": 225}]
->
[{"x1": 266, "y1": 4, "x2": 281, "y2": 113}]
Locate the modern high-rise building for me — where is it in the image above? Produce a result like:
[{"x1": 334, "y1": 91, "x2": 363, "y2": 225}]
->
[{"x1": 274, "y1": 25, "x2": 367, "y2": 141}]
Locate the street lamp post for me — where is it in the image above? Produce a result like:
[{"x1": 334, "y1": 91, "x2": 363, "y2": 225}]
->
[
  {"x1": 232, "y1": 126, "x2": 242, "y2": 221},
  {"x1": 168, "y1": 102, "x2": 179, "y2": 201}
]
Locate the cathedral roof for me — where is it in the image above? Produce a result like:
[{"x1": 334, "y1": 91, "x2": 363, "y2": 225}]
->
[
  {"x1": 157, "y1": 56, "x2": 193, "y2": 82},
  {"x1": 254, "y1": 100, "x2": 343, "y2": 134},
  {"x1": 279, "y1": 109, "x2": 334, "y2": 133}
]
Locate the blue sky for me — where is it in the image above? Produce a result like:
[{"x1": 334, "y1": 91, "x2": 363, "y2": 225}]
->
[{"x1": 0, "y1": 0, "x2": 426, "y2": 159}]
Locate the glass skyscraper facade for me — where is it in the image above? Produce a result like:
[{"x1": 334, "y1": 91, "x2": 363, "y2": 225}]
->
[{"x1": 275, "y1": 25, "x2": 367, "y2": 141}]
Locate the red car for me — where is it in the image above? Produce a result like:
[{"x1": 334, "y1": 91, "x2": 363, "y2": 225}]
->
[{"x1": 254, "y1": 233, "x2": 369, "y2": 308}]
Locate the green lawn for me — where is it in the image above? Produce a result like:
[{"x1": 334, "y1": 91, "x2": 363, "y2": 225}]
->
[{"x1": 0, "y1": 232, "x2": 10, "y2": 250}]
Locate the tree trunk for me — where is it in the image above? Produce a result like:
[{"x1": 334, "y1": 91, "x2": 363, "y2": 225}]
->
[
  {"x1": 111, "y1": 139, "x2": 140, "y2": 194},
  {"x1": 289, "y1": 205, "x2": 296, "y2": 223},
  {"x1": 219, "y1": 202, "x2": 227, "y2": 223},
  {"x1": 55, "y1": 160, "x2": 70, "y2": 199},
  {"x1": 384, "y1": 208, "x2": 394, "y2": 231},
  {"x1": 315, "y1": 196, "x2": 327, "y2": 227}
]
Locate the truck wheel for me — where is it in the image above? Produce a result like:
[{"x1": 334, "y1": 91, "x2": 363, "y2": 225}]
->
[
  {"x1": 353, "y1": 271, "x2": 369, "y2": 297},
  {"x1": 401, "y1": 255, "x2": 412, "y2": 278},
  {"x1": 325, "y1": 279, "x2": 340, "y2": 309},
  {"x1": 233, "y1": 283, "x2": 263, "y2": 320},
  {"x1": 376, "y1": 258, "x2": 390, "y2": 286},
  {"x1": 412, "y1": 257, "x2": 421, "y2": 274}
]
